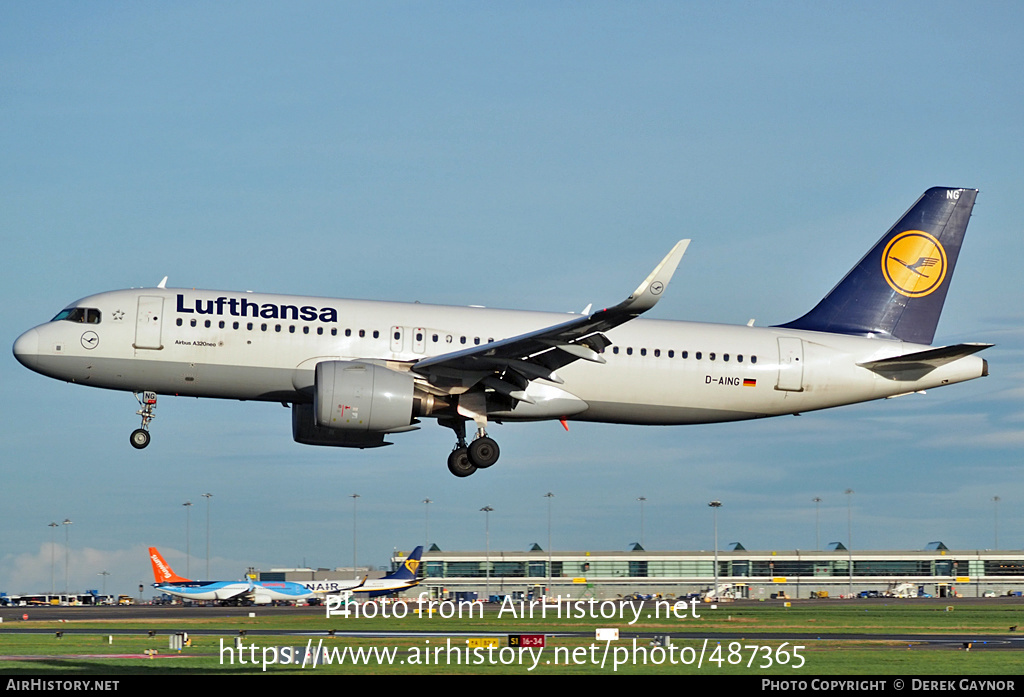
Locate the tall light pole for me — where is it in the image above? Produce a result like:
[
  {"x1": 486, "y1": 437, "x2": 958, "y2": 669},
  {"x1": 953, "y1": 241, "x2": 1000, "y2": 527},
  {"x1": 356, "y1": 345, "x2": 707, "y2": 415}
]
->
[
  {"x1": 62, "y1": 519, "x2": 73, "y2": 595},
  {"x1": 202, "y1": 493, "x2": 213, "y2": 579},
  {"x1": 845, "y1": 489, "x2": 854, "y2": 597},
  {"x1": 544, "y1": 492, "x2": 554, "y2": 590},
  {"x1": 182, "y1": 501, "x2": 193, "y2": 577},
  {"x1": 98, "y1": 570, "x2": 110, "y2": 596},
  {"x1": 637, "y1": 496, "x2": 647, "y2": 547},
  {"x1": 992, "y1": 496, "x2": 1000, "y2": 550},
  {"x1": 708, "y1": 501, "x2": 722, "y2": 598},
  {"x1": 48, "y1": 522, "x2": 58, "y2": 595},
  {"x1": 350, "y1": 494, "x2": 360, "y2": 573},
  {"x1": 812, "y1": 497, "x2": 822, "y2": 551},
  {"x1": 480, "y1": 506, "x2": 493, "y2": 601},
  {"x1": 422, "y1": 498, "x2": 432, "y2": 551}
]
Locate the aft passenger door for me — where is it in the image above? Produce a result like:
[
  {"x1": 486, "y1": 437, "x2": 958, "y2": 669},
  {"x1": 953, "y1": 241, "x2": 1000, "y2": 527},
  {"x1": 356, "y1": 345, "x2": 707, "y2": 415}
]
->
[{"x1": 776, "y1": 337, "x2": 804, "y2": 392}]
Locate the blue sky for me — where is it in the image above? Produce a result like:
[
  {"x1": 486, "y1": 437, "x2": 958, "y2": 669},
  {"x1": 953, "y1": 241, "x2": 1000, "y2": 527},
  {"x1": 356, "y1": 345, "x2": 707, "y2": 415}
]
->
[{"x1": 2, "y1": 2, "x2": 1022, "y2": 596}]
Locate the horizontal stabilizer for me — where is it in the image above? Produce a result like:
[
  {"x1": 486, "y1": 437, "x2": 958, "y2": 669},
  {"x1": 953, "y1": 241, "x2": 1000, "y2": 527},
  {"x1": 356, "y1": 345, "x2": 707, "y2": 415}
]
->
[{"x1": 858, "y1": 343, "x2": 992, "y2": 380}]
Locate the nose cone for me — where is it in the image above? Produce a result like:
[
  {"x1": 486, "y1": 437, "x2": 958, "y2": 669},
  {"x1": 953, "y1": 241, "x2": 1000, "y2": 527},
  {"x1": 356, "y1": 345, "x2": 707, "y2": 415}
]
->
[{"x1": 13, "y1": 328, "x2": 40, "y2": 371}]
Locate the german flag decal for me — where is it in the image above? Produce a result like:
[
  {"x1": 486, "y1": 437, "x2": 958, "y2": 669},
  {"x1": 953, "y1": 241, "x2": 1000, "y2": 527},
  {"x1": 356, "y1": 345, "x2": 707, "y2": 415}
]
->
[{"x1": 743, "y1": 378, "x2": 757, "y2": 387}]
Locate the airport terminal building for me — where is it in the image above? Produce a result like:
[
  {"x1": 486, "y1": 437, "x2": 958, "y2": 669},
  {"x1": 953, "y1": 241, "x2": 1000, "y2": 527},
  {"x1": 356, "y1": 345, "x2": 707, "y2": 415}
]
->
[{"x1": 374, "y1": 545, "x2": 1024, "y2": 600}]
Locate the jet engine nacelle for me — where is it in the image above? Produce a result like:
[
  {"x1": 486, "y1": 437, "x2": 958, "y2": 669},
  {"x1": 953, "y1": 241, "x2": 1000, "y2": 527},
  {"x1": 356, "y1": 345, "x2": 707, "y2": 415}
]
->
[
  {"x1": 314, "y1": 360, "x2": 415, "y2": 433},
  {"x1": 291, "y1": 403, "x2": 391, "y2": 448}
]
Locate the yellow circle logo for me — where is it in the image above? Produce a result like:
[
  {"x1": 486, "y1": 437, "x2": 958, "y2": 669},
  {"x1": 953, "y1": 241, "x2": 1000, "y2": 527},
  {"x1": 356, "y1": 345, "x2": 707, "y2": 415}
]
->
[{"x1": 882, "y1": 230, "x2": 947, "y2": 297}]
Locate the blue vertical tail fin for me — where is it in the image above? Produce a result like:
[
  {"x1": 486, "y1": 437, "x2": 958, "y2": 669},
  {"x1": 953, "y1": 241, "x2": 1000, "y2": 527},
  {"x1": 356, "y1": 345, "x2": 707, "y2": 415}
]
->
[
  {"x1": 386, "y1": 546, "x2": 423, "y2": 581},
  {"x1": 779, "y1": 187, "x2": 977, "y2": 345}
]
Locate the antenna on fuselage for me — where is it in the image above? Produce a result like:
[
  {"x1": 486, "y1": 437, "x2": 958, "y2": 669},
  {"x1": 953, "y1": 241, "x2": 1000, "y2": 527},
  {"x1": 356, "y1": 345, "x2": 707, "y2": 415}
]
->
[{"x1": 157, "y1": 276, "x2": 168, "y2": 289}]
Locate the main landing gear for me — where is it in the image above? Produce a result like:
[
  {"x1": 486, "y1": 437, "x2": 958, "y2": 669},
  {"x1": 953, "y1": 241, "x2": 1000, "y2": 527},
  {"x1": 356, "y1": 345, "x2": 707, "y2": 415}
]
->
[
  {"x1": 130, "y1": 391, "x2": 157, "y2": 450},
  {"x1": 443, "y1": 417, "x2": 500, "y2": 477}
]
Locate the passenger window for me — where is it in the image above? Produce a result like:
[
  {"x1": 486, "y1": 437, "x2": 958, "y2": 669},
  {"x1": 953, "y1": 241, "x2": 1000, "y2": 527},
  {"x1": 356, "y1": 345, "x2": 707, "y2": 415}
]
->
[
  {"x1": 682, "y1": 351, "x2": 689, "y2": 359},
  {"x1": 696, "y1": 352, "x2": 702, "y2": 360},
  {"x1": 751, "y1": 355, "x2": 757, "y2": 364},
  {"x1": 176, "y1": 318, "x2": 183, "y2": 327},
  {"x1": 640, "y1": 348, "x2": 647, "y2": 356},
  {"x1": 668, "y1": 350, "x2": 674, "y2": 358}
]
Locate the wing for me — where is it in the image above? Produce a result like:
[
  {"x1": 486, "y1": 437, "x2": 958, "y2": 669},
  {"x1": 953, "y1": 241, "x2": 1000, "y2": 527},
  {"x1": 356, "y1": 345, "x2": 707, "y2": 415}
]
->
[
  {"x1": 323, "y1": 577, "x2": 366, "y2": 594},
  {"x1": 411, "y1": 241, "x2": 689, "y2": 403}
]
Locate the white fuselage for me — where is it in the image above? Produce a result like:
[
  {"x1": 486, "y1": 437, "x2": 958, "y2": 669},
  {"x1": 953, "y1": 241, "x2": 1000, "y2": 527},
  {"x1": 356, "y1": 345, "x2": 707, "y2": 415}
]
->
[
  {"x1": 154, "y1": 579, "x2": 316, "y2": 604},
  {"x1": 14, "y1": 287, "x2": 987, "y2": 427}
]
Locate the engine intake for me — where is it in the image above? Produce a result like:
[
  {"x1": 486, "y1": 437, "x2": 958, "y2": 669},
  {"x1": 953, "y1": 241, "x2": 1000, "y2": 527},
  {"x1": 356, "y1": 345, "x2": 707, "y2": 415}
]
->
[{"x1": 314, "y1": 361, "x2": 415, "y2": 432}]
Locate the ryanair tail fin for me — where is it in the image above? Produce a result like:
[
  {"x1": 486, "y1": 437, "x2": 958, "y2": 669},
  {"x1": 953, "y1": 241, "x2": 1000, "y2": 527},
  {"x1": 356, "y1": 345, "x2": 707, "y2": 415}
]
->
[
  {"x1": 387, "y1": 546, "x2": 423, "y2": 581},
  {"x1": 779, "y1": 187, "x2": 978, "y2": 345},
  {"x1": 149, "y1": 547, "x2": 191, "y2": 584}
]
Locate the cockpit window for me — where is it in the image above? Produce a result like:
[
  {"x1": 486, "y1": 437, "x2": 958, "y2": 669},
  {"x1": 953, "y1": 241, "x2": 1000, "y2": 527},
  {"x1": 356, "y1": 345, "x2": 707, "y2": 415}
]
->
[{"x1": 52, "y1": 307, "x2": 101, "y2": 324}]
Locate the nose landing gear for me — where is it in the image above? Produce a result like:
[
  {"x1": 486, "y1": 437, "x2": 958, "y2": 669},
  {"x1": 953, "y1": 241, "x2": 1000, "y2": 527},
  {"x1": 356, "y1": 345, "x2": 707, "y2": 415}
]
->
[{"x1": 130, "y1": 391, "x2": 157, "y2": 450}]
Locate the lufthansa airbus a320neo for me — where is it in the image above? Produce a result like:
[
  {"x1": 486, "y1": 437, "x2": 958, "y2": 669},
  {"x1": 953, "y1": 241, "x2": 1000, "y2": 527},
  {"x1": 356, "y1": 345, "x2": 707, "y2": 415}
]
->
[{"x1": 14, "y1": 188, "x2": 990, "y2": 477}]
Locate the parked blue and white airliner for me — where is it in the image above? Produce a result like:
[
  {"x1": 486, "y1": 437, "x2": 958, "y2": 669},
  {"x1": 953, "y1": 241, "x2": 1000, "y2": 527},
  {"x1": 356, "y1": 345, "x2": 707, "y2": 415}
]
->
[
  {"x1": 149, "y1": 546, "x2": 423, "y2": 604},
  {"x1": 14, "y1": 188, "x2": 989, "y2": 477}
]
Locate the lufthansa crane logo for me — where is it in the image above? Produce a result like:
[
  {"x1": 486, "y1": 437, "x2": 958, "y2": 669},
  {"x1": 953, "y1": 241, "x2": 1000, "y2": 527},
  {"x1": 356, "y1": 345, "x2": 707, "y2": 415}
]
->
[{"x1": 881, "y1": 230, "x2": 947, "y2": 298}]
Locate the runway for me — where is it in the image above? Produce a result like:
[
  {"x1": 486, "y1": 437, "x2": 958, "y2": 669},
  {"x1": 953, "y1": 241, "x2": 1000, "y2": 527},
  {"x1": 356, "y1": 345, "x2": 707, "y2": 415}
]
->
[{"x1": 2, "y1": 598, "x2": 1022, "y2": 650}]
